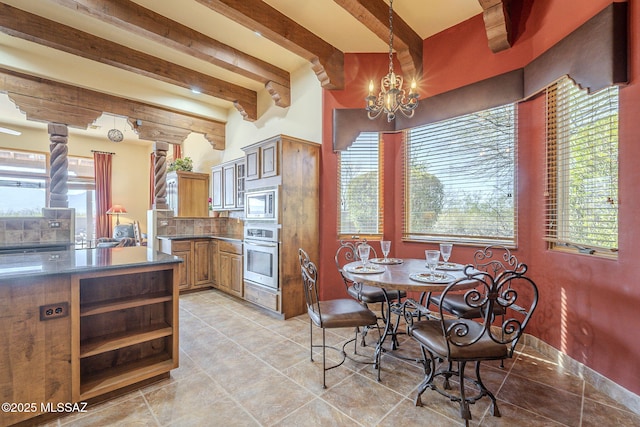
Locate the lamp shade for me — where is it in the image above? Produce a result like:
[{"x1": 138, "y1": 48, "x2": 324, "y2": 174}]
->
[{"x1": 106, "y1": 205, "x2": 127, "y2": 215}]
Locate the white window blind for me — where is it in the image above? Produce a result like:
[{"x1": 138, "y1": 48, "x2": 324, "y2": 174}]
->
[
  {"x1": 337, "y1": 132, "x2": 383, "y2": 236},
  {"x1": 404, "y1": 104, "x2": 516, "y2": 245},
  {"x1": 545, "y1": 77, "x2": 618, "y2": 254}
]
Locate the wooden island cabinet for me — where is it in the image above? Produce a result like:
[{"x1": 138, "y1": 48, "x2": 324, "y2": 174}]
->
[{"x1": 0, "y1": 247, "x2": 180, "y2": 427}]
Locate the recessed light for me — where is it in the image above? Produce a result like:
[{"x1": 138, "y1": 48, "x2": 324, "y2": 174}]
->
[
  {"x1": 191, "y1": 87, "x2": 202, "y2": 94},
  {"x1": 0, "y1": 126, "x2": 21, "y2": 136},
  {"x1": 254, "y1": 30, "x2": 262, "y2": 37}
]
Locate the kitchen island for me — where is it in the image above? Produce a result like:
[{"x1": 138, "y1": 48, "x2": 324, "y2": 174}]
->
[{"x1": 0, "y1": 247, "x2": 181, "y2": 427}]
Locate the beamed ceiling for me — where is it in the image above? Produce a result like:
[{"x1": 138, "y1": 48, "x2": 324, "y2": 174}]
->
[{"x1": 0, "y1": 0, "x2": 499, "y2": 146}]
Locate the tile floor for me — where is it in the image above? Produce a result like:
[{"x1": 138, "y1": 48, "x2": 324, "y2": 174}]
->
[{"x1": 41, "y1": 289, "x2": 640, "y2": 427}]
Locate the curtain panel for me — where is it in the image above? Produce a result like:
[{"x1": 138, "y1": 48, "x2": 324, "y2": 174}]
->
[{"x1": 94, "y1": 152, "x2": 112, "y2": 238}]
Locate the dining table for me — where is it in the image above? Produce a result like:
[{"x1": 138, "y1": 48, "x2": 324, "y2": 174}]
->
[{"x1": 341, "y1": 258, "x2": 478, "y2": 381}]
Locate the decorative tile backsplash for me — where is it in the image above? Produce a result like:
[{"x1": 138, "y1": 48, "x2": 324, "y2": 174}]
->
[
  {"x1": 154, "y1": 209, "x2": 243, "y2": 240},
  {"x1": 0, "y1": 208, "x2": 75, "y2": 246}
]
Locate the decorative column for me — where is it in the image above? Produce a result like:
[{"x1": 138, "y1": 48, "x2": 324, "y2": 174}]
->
[
  {"x1": 153, "y1": 141, "x2": 169, "y2": 209},
  {"x1": 48, "y1": 123, "x2": 69, "y2": 208}
]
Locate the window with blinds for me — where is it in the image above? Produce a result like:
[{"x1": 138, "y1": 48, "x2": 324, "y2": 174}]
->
[
  {"x1": 337, "y1": 132, "x2": 383, "y2": 237},
  {"x1": 404, "y1": 104, "x2": 516, "y2": 245},
  {"x1": 545, "y1": 77, "x2": 618, "y2": 255}
]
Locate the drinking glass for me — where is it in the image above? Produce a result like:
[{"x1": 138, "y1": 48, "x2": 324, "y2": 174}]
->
[
  {"x1": 380, "y1": 240, "x2": 391, "y2": 262},
  {"x1": 439, "y1": 243, "x2": 453, "y2": 266},
  {"x1": 425, "y1": 250, "x2": 440, "y2": 279},
  {"x1": 358, "y1": 243, "x2": 371, "y2": 269}
]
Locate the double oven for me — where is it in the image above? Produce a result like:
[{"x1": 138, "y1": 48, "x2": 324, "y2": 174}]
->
[{"x1": 243, "y1": 187, "x2": 280, "y2": 290}]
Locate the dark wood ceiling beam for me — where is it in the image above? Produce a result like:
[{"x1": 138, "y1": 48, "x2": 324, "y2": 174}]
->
[
  {"x1": 334, "y1": 0, "x2": 423, "y2": 79},
  {"x1": 194, "y1": 0, "x2": 345, "y2": 90},
  {"x1": 0, "y1": 2, "x2": 257, "y2": 121},
  {"x1": 478, "y1": 0, "x2": 512, "y2": 53},
  {"x1": 0, "y1": 67, "x2": 226, "y2": 149},
  {"x1": 46, "y1": 0, "x2": 291, "y2": 108}
]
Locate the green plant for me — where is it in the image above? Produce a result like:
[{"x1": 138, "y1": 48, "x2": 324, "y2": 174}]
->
[{"x1": 168, "y1": 157, "x2": 193, "y2": 172}]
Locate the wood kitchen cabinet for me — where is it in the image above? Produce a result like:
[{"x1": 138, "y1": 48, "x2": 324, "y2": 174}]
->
[
  {"x1": 166, "y1": 171, "x2": 210, "y2": 217},
  {"x1": 211, "y1": 159, "x2": 245, "y2": 211},
  {"x1": 0, "y1": 276, "x2": 72, "y2": 426},
  {"x1": 216, "y1": 240, "x2": 243, "y2": 298},
  {"x1": 242, "y1": 135, "x2": 320, "y2": 319},
  {"x1": 160, "y1": 238, "x2": 213, "y2": 292}
]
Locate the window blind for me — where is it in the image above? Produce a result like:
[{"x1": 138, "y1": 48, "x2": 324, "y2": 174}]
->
[
  {"x1": 403, "y1": 104, "x2": 517, "y2": 245},
  {"x1": 337, "y1": 132, "x2": 383, "y2": 237},
  {"x1": 545, "y1": 77, "x2": 618, "y2": 254}
]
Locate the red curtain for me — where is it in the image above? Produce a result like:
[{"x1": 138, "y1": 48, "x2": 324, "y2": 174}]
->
[
  {"x1": 149, "y1": 152, "x2": 155, "y2": 209},
  {"x1": 94, "y1": 152, "x2": 112, "y2": 238},
  {"x1": 173, "y1": 144, "x2": 182, "y2": 159}
]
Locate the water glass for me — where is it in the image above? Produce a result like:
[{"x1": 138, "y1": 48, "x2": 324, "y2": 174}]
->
[
  {"x1": 439, "y1": 243, "x2": 453, "y2": 265},
  {"x1": 425, "y1": 250, "x2": 440, "y2": 278},
  {"x1": 358, "y1": 243, "x2": 371, "y2": 269},
  {"x1": 381, "y1": 240, "x2": 391, "y2": 261}
]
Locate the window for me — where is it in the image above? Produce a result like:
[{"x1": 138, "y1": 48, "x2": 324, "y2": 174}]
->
[
  {"x1": 0, "y1": 148, "x2": 96, "y2": 248},
  {"x1": 404, "y1": 104, "x2": 517, "y2": 245},
  {"x1": 337, "y1": 132, "x2": 383, "y2": 237},
  {"x1": 545, "y1": 77, "x2": 618, "y2": 255}
]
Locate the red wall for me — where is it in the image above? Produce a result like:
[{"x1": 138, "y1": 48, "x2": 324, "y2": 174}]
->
[{"x1": 321, "y1": 0, "x2": 640, "y2": 395}]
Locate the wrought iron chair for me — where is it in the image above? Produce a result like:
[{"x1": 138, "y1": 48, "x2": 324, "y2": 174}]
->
[
  {"x1": 335, "y1": 240, "x2": 406, "y2": 347},
  {"x1": 299, "y1": 248, "x2": 380, "y2": 388},
  {"x1": 405, "y1": 262, "x2": 538, "y2": 426}
]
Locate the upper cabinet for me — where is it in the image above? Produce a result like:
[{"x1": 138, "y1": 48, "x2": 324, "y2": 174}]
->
[
  {"x1": 211, "y1": 158, "x2": 245, "y2": 211},
  {"x1": 245, "y1": 139, "x2": 278, "y2": 181},
  {"x1": 166, "y1": 171, "x2": 210, "y2": 217}
]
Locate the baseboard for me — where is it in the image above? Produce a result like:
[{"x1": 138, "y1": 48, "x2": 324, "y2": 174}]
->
[{"x1": 522, "y1": 334, "x2": 640, "y2": 416}]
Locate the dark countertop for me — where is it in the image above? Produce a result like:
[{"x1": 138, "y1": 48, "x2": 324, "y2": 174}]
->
[
  {"x1": 157, "y1": 235, "x2": 242, "y2": 242},
  {"x1": 0, "y1": 246, "x2": 182, "y2": 280}
]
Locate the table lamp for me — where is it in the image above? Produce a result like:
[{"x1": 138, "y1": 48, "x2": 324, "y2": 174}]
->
[{"x1": 106, "y1": 204, "x2": 127, "y2": 225}]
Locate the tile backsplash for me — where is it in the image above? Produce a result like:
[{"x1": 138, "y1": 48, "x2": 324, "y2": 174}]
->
[
  {"x1": 154, "y1": 209, "x2": 243, "y2": 240},
  {"x1": 0, "y1": 208, "x2": 75, "y2": 246}
]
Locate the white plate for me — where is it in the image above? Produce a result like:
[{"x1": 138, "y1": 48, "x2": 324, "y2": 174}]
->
[
  {"x1": 369, "y1": 258, "x2": 403, "y2": 265},
  {"x1": 345, "y1": 264, "x2": 386, "y2": 274},
  {"x1": 436, "y1": 262, "x2": 465, "y2": 271},
  {"x1": 409, "y1": 272, "x2": 455, "y2": 284}
]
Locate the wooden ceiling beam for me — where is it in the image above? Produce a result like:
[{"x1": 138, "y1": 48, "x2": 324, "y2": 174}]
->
[
  {"x1": 0, "y1": 2, "x2": 257, "y2": 121},
  {"x1": 194, "y1": 0, "x2": 345, "y2": 90},
  {"x1": 334, "y1": 0, "x2": 423, "y2": 79},
  {"x1": 478, "y1": 0, "x2": 512, "y2": 53},
  {"x1": 0, "y1": 67, "x2": 225, "y2": 149},
  {"x1": 46, "y1": 0, "x2": 291, "y2": 108}
]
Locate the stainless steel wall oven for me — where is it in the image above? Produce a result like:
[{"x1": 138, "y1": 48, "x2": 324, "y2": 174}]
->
[{"x1": 243, "y1": 223, "x2": 279, "y2": 289}]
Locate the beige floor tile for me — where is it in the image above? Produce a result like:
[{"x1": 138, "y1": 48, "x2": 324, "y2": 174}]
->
[
  {"x1": 59, "y1": 394, "x2": 157, "y2": 427},
  {"x1": 272, "y1": 398, "x2": 361, "y2": 427}
]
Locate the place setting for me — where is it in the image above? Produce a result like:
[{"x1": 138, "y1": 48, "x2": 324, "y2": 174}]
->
[
  {"x1": 409, "y1": 243, "x2": 457, "y2": 284},
  {"x1": 369, "y1": 240, "x2": 403, "y2": 265},
  {"x1": 345, "y1": 242, "x2": 386, "y2": 274}
]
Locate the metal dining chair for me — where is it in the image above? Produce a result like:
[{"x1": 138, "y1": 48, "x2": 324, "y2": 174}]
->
[
  {"x1": 335, "y1": 240, "x2": 406, "y2": 348},
  {"x1": 405, "y1": 262, "x2": 539, "y2": 426},
  {"x1": 299, "y1": 248, "x2": 380, "y2": 388}
]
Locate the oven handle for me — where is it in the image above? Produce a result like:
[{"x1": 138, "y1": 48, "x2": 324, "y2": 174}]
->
[{"x1": 244, "y1": 240, "x2": 278, "y2": 248}]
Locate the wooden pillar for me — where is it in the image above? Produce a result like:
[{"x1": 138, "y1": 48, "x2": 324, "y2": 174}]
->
[
  {"x1": 48, "y1": 123, "x2": 69, "y2": 208},
  {"x1": 153, "y1": 141, "x2": 169, "y2": 209}
]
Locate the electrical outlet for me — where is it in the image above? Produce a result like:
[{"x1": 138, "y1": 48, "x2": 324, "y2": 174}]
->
[
  {"x1": 49, "y1": 220, "x2": 61, "y2": 228},
  {"x1": 40, "y1": 302, "x2": 69, "y2": 321}
]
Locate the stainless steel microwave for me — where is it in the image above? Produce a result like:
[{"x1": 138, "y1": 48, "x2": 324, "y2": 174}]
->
[{"x1": 245, "y1": 188, "x2": 278, "y2": 221}]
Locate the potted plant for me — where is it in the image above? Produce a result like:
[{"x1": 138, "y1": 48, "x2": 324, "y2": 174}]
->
[{"x1": 168, "y1": 157, "x2": 193, "y2": 172}]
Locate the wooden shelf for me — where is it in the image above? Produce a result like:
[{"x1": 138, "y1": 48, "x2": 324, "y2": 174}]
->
[
  {"x1": 80, "y1": 292, "x2": 172, "y2": 317},
  {"x1": 80, "y1": 354, "x2": 174, "y2": 400},
  {"x1": 80, "y1": 324, "x2": 173, "y2": 358}
]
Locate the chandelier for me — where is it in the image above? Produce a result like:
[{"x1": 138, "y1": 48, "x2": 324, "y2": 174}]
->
[{"x1": 365, "y1": 0, "x2": 419, "y2": 122}]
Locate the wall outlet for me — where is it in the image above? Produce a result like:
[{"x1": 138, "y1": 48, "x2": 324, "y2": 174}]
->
[
  {"x1": 39, "y1": 302, "x2": 69, "y2": 321},
  {"x1": 49, "y1": 221, "x2": 61, "y2": 228}
]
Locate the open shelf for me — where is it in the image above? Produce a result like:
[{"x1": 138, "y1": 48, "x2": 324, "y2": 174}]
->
[
  {"x1": 80, "y1": 292, "x2": 172, "y2": 317},
  {"x1": 80, "y1": 324, "x2": 173, "y2": 358},
  {"x1": 80, "y1": 354, "x2": 175, "y2": 400}
]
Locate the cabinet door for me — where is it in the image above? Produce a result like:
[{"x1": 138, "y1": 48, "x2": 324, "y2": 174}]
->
[
  {"x1": 174, "y1": 249, "x2": 191, "y2": 290},
  {"x1": 229, "y1": 253, "x2": 243, "y2": 297},
  {"x1": 236, "y1": 160, "x2": 245, "y2": 208},
  {"x1": 261, "y1": 141, "x2": 278, "y2": 178},
  {"x1": 222, "y1": 164, "x2": 236, "y2": 209},
  {"x1": 193, "y1": 240, "x2": 211, "y2": 287},
  {"x1": 245, "y1": 148, "x2": 259, "y2": 180},
  {"x1": 211, "y1": 167, "x2": 223, "y2": 209},
  {"x1": 218, "y1": 251, "x2": 231, "y2": 292},
  {"x1": 210, "y1": 240, "x2": 219, "y2": 286},
  {"x1": 166, "y1": 175, "x2": 178, "y2": 215}
]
